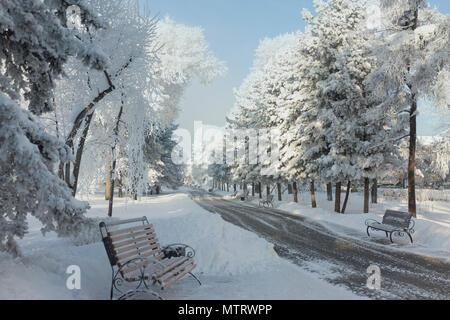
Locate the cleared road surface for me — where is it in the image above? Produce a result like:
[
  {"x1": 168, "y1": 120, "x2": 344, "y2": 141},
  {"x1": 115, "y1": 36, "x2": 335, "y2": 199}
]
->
[{"x1": 190, "y1": 190, "x2": 450, "y2": 299}]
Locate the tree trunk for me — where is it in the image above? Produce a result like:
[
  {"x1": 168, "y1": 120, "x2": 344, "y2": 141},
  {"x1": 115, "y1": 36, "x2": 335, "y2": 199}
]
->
[
  {"x1": 327, "y1": 183, "x2": 333, "y2": 201},
  {"x1": 258, "y1": 182, "x2": 262, "y2": 199},
  {"x1": 71, "y1": 112, "x2": 94, "y2": 196},
  {"x1": 107, "y1": 150, "x2": 117, "y2": 217},
  {"x1": 226, "y1": 183, "x2": 229, "y2": 192},
  {"x1": 293, "y1": 181, "x2": 298, "y2": 203},
  {"x1": 58, "y1": 162, "x2": 64, "y2": 180},
  {"x1": 64, "y1": 70, "x2": 116, "y2": 195},
  {"x1": 105, "y1": 151, "x2": 111, "y2": 201},
  {"x1": 252, "y1": 182, "x2": 255, "y2": 196},
  {"x1": 364, "y1": 178, "x2": 370, "y2": 213},
  {"x1": 156, "y1": 186, "x2": 160, "y2": 195},
  {"x1": 371, "y1": 179, "x2": 377, "y2": 204},
  {"x1": 65, "y1": 162, "x2": 71, "y2": 188},
  {"x1": 341, "y1": 180, "x2": 351, "y2": 214},
  {"x1": 288, "y1": 183, "x2": 293, "y2": 194},
  {"x1": 107, "y1": 98, "x2": 124, "y2": 217},
  {"x1": 118, "y1": 184, "x2": 123, "y2": 198},
  {"x1": 406, "y1": 8, "x2": 419, "y2": 218},
  {"x1": 277, "y1": 183, "x2": 282, "y2": 201},
  {"x1": 266, "y1": 185, "x2": 270, "y2": 196},
  {"x1": 310, "y1": 180, "x2": 317, "y2": 208},
  {"x1": 335, "y1": 182, "x2": 341, "y2": 213},
  {"x1": 408, "y1": 95, "x2": 417, "y2": 217},
  {"x1": 234, "y1": 184, "x2": 236, "y2": 192}
]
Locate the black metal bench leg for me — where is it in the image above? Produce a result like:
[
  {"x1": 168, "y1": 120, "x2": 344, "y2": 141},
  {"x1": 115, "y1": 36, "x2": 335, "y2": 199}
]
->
[
  {"x1": 366, "y1": 226, "x2": 371, "y2": 237},
  {"x1": 407, "y1": 232, "x2": 413, "y2": 244},
  {"x1": 110, "y1": 270, "x2": 114, "y2": 300},
  {"x1": 189, "y1": 272, "x2": 202, "y2": 286},
  {"x1": 389, "y1": 232, "x2": 394, "y2": 243},
  {"x1": 385, "y1": 232, "x2": 389, "y2": 238}
]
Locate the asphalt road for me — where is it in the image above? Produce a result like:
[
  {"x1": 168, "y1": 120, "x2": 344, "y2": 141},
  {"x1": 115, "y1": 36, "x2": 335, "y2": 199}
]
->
[{"x1": 190, "y1": 190, "x2": 450, "y2": 299}]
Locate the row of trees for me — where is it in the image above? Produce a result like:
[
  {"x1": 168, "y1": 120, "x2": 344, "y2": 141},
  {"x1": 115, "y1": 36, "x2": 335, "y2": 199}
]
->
[
  {"x1": 203, "y1": 0, "x2": 449, "y2": 215},
  {"x1": 0, "y1": 0, "x2": 225, "y2": 255}
]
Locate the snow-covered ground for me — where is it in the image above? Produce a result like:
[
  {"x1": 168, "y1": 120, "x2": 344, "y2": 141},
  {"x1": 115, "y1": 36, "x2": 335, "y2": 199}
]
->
[
  {"x1": 0, "y1": 191, "x2": 360, "y2": 300},
  {"x1": 224, "y1": 188, "x2": 450, "y2": 262}
]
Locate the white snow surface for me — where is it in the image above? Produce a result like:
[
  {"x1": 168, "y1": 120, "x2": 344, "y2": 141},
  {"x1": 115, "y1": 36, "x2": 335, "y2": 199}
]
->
[{"x1": 0, "y1": 191, "x2": 360, "y2": 299}]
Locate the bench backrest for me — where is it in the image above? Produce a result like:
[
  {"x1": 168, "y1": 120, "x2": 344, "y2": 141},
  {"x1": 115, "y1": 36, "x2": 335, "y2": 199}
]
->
[
  {"x1": 382, "y1": 210, "x2": 412, "y2": 228},
  {"x1": 99, "y1": 217, "x2": 162, "y2": 268}
]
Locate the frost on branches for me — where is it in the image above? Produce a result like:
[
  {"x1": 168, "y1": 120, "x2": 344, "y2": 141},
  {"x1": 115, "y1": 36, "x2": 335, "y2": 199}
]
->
[
  {"x1": 0, "y1": 0, "x2": 107, "y2": 115},
  {"x1": 0, "y1": 93, "x2": 89, "y2": 256}
]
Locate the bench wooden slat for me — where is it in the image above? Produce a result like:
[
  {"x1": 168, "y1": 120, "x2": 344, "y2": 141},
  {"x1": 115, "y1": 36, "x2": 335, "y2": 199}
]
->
[
  {"x1": 110, "y1": 228, "x2": 156, "y2": 243},
  {"x1": 120, "y1": 252, "x2": 172, "y2": 275},
  {"x1": 156, "y1": 259, "x2": 193, "y2": 283},
  {"x1": 161, "y1": 263, "x2": 196, "y2": 290},
  {"x1": 117, "y1": 247, "x2": 161, "y2": 266},
  {"x1": 113, "y1": 235, "x2": 158, "y2": 253},
  {"x1": 155, "y1": 257, "x2": 190, "y2": 278},
  {"x1": 121, "y1": 255, "x2": 187, "y2": 276},
  {"x1": 116, "y1": 243, "x2": 160, "y2": 262},
  {"x1": 118, "y1": 247, "x2": 165, "y2": 270},
  {"x1": 112, "y1": 234, "x2": 158, "y2": 250},
  {"x1": 107, "y1": 224, "x2": 153, "y2": 237}
]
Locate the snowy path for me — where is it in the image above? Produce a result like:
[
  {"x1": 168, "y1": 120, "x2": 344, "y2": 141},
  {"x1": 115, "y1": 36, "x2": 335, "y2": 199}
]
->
[{"x1": 191, "y1": 191, "x2": 450, "y2": 299}]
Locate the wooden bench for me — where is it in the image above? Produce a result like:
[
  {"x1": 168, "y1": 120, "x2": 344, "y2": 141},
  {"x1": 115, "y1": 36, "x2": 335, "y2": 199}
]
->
[
  {"x1": 365, "y1": 210, "x2": 415, "y2": 243},
  {"x1": 259, "y1": 195, "x2": 274, "y2": 208},
  {"x1": 99, "y1": 217, "x2": 201, "y2": 300}
]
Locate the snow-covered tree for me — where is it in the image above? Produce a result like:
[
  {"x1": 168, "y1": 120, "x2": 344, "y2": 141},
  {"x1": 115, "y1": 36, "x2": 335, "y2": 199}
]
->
[
  {"x1": 228, "y1": 34, "x2": 298, "y2": 198},
  {"x1": 276, "y1": 0, "x2": 405, "y2": 212},
  {"x1": 0, "y1": 0, "x2": 108, "y2": 255},
  {"x1": 367, "y1": 0, "x2": 450, "y2": 216},
  {"x1": 0, "y1": 94, "x2": 89, "y2": 256},
  {"x1": 144, "y1": 125, "x2": 184, "y2": 192},
  {"x1": 63, "y1": 12, "x2": 226, "y2": 209},
  {"x1": 51, "y1": 0, "x2": 159, "y2": 197}
]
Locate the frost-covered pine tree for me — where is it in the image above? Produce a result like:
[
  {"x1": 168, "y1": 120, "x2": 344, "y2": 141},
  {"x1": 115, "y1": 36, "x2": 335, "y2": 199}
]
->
[
  {"x1": 0, "y1": 94, "x2": 91, "y2": 256},
  {"x1": 280, "y1": 0, "x2": 404, "y2": 212},
  {"x1": 367, "y1": 0, "x2": 450, "y2": 216},
  {"x1": 0, "y1": 0, "x2": 107, "y2": 255},
  {"x1": 144, "y1": 125, "x2": 185, "y2": 192},
  {"x1": 229, "y1": 34, "x2": 297, "y2": 197}
]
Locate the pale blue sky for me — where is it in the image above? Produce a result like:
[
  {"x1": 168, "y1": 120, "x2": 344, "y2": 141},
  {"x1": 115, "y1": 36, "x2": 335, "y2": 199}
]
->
[{"x1": 145, "y1": 0, "x2": 450, "y2": 136}]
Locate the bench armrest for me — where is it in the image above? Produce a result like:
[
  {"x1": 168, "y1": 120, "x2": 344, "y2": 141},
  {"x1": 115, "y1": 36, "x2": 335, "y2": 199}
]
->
[
  {"x1": 161, "y1": 243, "x2": 196, "y2": 259},
  {"x1": 365, "y1": 219, "x2": 380, "y2": 227},
  {"x1": 407, "y1": 219, "x2": 415, "y2": 233}
]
